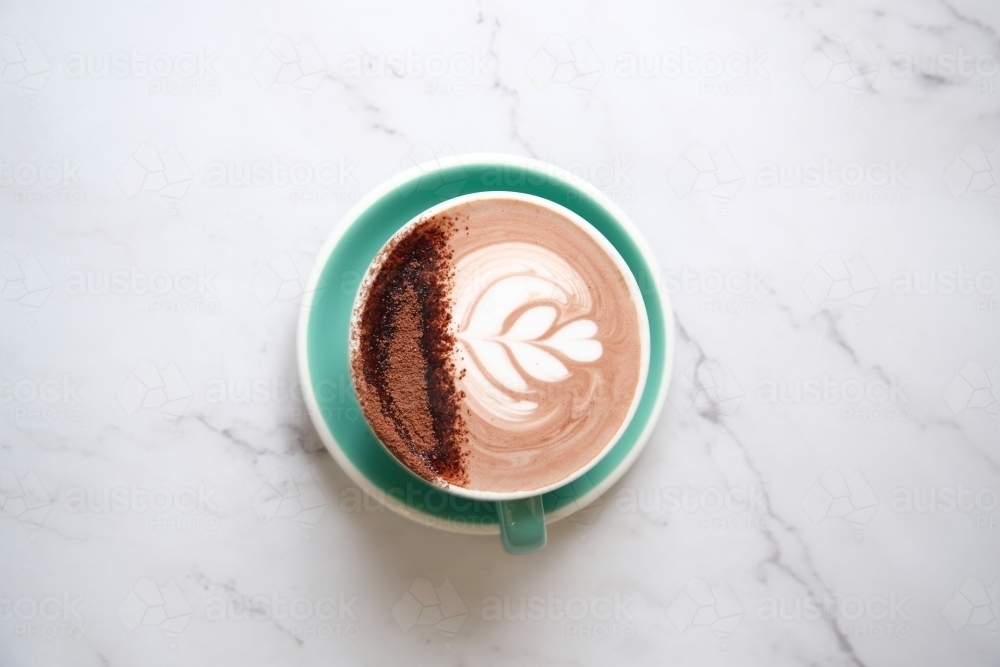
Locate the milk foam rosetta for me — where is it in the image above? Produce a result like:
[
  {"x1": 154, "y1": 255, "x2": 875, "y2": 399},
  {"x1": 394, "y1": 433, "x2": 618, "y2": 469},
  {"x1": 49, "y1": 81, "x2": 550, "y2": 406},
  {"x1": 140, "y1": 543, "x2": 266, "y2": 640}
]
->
[
  {"x1": 452, "y1": 243, "x2": 604, "y2": 421},
  {"x1": 351, "y1": 197, "x2": 644, "y2": 494}
]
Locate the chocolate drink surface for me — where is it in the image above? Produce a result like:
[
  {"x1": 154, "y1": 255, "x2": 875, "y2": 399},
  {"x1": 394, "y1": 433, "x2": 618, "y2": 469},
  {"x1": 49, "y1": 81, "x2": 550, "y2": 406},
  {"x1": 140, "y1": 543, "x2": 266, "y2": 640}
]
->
[{"x1": 350, "y1": 197, "x2": 644, "y2": 494}]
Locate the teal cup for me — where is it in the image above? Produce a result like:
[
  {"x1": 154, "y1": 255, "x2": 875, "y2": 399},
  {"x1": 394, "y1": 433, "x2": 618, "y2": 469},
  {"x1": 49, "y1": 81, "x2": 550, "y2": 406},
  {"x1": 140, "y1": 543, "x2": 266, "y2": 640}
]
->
[{"x1": 298, "y1": 154, "x2": 674, "y2": 554}]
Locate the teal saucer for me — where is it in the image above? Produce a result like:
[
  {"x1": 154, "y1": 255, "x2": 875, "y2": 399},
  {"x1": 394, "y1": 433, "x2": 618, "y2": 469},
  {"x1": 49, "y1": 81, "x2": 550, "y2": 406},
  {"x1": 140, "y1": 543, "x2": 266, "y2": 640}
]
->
[{"x1": 297, "y1": 154, "x2": 674, "y2": 534}]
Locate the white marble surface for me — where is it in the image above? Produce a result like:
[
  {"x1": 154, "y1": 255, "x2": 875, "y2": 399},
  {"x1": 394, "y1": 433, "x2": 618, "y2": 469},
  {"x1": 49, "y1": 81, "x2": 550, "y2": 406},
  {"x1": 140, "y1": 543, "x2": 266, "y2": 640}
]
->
[{"x1": 2, "y1": 0, "x2": 999, "y2": 664}]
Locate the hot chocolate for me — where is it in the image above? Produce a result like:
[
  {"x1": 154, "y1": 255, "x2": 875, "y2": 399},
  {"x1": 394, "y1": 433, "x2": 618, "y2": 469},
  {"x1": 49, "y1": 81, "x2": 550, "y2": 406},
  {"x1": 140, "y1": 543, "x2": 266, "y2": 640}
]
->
[{"x1": 350, "y1": 195, "x2": 646, "y2": 494}]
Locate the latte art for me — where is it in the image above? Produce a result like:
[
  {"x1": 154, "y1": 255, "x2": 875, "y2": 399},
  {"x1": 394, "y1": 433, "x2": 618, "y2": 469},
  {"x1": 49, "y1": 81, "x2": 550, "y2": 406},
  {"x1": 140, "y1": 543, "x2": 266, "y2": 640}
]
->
[
  {"x1": 454, "y1": 243, "x2": 603, "y2": 423},
  {"x1": 350, "y1": 195, "x2": 647, "y2": 494}
]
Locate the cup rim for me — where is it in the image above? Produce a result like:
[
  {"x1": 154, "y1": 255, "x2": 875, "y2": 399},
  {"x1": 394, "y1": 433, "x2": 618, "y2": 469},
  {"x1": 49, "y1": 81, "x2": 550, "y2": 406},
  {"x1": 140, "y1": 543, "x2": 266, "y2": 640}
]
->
[
  {"x1": 297, "y1": 152, "x2": 675, "y2": 533},
  {"x1": 347, "y1": 190, "x2": 652, "y2": 501}
]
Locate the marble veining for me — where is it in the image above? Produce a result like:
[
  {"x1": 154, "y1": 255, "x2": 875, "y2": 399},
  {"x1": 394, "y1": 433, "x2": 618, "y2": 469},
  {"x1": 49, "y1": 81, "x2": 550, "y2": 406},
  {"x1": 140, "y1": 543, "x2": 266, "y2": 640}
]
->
[{"x1": 1, "y1": 0, "x2": 998, "y2": 665}]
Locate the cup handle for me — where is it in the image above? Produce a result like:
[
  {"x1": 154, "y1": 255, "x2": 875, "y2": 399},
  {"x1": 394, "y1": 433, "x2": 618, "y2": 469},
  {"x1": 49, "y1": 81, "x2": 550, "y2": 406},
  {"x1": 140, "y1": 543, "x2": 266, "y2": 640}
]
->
[{"x1": 497, "y1": 496, "x2": 547, "y2": 554}]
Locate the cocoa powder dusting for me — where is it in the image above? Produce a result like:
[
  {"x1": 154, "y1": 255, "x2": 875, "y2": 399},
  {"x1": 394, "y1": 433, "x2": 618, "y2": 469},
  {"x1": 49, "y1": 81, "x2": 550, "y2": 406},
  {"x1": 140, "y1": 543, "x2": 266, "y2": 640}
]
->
[{"x1": 353, "y1": 215, "x2": 467, "y2": 485}]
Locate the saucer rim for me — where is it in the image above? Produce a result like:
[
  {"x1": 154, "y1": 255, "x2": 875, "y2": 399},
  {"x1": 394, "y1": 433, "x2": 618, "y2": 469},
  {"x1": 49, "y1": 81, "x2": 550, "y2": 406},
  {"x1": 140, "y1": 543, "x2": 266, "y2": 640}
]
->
[{"x1": 297, "y1": 152, "x2": 675, "y2": 535}]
